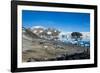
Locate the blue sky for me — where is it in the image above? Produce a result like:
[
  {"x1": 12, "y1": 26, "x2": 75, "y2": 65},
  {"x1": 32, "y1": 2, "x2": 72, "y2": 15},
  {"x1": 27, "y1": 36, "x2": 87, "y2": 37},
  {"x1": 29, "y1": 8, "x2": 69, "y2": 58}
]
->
[{"x1": 22, "y1": 10, "x2": 90, "y2": 32}]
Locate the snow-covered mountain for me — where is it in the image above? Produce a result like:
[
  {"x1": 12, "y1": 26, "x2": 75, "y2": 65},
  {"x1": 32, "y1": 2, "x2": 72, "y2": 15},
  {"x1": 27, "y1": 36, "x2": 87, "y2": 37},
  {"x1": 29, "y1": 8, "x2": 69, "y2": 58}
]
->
[{"x1": 31, "y1": 25, "x2": 45, "y2": 29}]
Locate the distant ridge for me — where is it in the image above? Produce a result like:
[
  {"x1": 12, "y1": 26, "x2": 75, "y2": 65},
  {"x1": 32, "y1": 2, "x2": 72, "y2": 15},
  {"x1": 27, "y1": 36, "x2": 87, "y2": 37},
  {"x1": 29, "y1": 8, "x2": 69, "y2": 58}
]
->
[{"x1": 22, "y1": 27, "x2": 40, "y2": 39}]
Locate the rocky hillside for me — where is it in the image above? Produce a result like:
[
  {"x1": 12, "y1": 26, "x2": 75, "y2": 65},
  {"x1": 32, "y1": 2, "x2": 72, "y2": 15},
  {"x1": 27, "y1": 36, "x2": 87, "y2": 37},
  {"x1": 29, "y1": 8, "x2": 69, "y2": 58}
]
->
[{"x1": 22, "y1": 27, "x2": 90, "y2": 62}]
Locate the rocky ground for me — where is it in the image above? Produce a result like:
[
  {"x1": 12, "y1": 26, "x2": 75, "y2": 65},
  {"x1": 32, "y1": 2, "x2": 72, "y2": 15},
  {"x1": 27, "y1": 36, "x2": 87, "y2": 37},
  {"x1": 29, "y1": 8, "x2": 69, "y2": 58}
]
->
[
  {"x1": 22, "y1": 37, "x2": 90, "y2": 62},
  {"x1": 22, "y1": 28, "x2": 90, "y2": 62}
]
